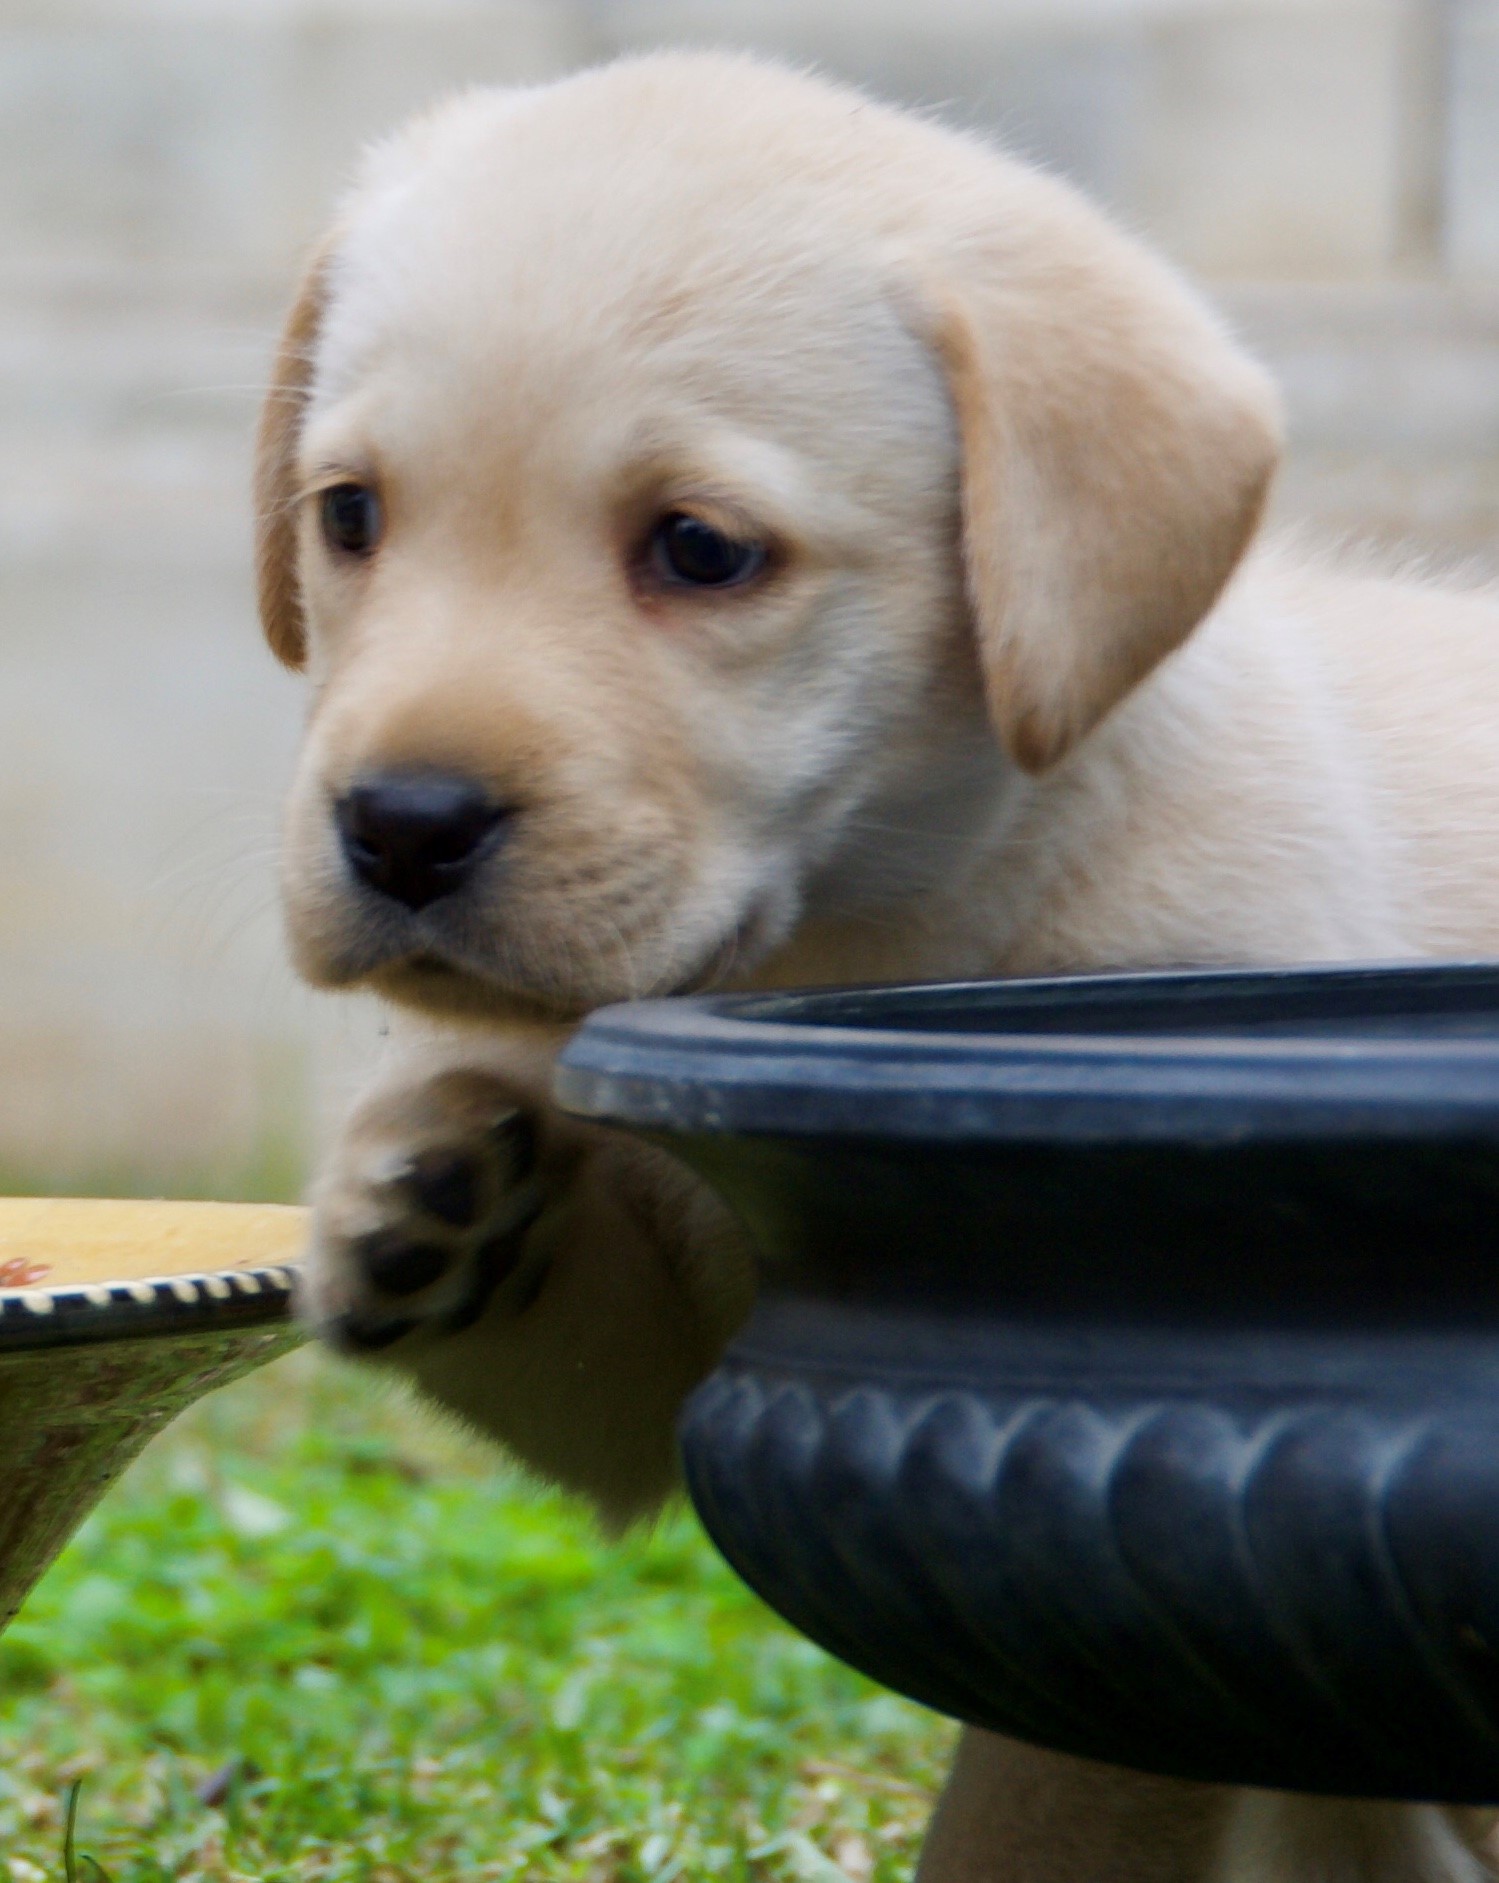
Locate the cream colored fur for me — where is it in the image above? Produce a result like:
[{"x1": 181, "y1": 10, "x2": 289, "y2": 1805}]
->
[{"x1": 256, "y1": 52, "x2": 1499, "y2": 1883}]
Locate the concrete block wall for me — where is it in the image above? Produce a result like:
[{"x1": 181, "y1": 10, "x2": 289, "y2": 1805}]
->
[
  {"x1": 0, "y1": 2, "x2": 590, "y2": 288},
  {"x1": 1450, "y1": 0, "x2": 1499, "y2": 277},
  {"x1": 1, "y1": 1, "x2": 1497, "y2": 292},
  {"x1": 1, "y1": 0, "x2": 1496, "y2": 1192},
  {"x1": 607, "y1": 0, "x2": 1426, "y2": 279}
]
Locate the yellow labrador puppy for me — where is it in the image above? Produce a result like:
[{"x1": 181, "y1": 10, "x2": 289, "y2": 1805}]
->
[{"x1": 257, "y1": 52, "x2": 1499, "y2": 1883}]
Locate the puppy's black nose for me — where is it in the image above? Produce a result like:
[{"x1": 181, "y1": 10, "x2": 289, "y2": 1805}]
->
[{"x1": 336, "y1": 774, "x2": 508, "y2": 911}]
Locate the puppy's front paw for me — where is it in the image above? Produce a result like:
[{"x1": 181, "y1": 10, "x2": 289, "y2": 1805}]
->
[{"x1": 303, "y1": 1070, "x2": 547, "y2": 1355}]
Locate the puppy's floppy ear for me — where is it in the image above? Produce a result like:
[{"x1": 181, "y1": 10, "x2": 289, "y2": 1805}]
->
[
  {"x1": 917, "y1": 195, "x2": 1281, "y2": 773},
  {"x1": 254, "y1": 248, "x2": 333, "y2": 670}
]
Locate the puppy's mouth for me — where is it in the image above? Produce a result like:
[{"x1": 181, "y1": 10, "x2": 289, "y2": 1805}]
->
[
  {"x1": 350, "y1": 899, "x2": 776, "y2": 1022},
  {"x1": 372, "y1": 950, "x2": 592, "y2": 1023}
]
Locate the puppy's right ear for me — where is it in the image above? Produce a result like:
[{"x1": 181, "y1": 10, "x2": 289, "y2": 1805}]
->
[{"x1": 254, "y1": 251, "x2": 332, "y2": 670}]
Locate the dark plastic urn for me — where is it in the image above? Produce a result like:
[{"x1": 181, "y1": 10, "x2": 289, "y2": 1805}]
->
[{"x1": 556, "y1": 963, "x2": 1499, "y2": 1804}]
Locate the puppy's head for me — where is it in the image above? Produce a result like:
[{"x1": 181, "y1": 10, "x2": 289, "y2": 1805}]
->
[{"x1": 259, "y1": 54, "x2": 1279, "y2": 1021}]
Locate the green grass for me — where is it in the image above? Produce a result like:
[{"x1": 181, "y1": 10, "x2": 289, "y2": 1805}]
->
[{"x1": 0, "y1": 1349, "x2": 953, "y2": 1882}]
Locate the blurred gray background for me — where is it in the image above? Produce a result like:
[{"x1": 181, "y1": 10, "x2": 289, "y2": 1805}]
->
[{"x1": 3, "y1": 0, "x2": 1497, "y2": 1195}]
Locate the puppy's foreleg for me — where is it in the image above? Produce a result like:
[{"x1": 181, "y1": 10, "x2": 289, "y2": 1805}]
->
[
  {"x1": 300, "y1": 1015, "x2": 755, "y2": 1524},
  {"x1": 1208, "y1": 1793, "x2": 1496, "y2": 1883},
  {"x1": 914, "y1": 1732, "x2": 1497, "y2": 1883},
  {"x1": 915, "y1": 1732, "x2": 1233, "y2": 1883}
]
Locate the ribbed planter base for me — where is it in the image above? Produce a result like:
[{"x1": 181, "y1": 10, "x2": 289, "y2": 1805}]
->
[{"x1": 559, "y1": 964, "x2": 1499, "y2": 1802}]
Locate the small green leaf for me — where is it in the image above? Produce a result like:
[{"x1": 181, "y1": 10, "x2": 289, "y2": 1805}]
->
[{"x1": 60, "y1": 1779, "x2": 112, "y2": 1883}]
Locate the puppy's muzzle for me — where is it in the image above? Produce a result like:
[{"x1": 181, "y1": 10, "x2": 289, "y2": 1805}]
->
[{"x1": 336, "y1": 771, "x2": 509, "y2": 911}]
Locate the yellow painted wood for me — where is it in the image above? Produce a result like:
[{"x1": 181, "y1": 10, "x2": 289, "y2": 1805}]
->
[{"x1": 0, "y1": 1198, "x2": 307, "y2": 1289}]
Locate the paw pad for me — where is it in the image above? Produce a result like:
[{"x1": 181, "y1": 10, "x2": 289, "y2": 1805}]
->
[
  {"x1": 400, "y1": 1149, "x2": 483, "y2": 1228},
  {"x1": 355, "y1": 1230, "x2": 453, "y2": 1298},
  {"x1": 330, "y1": 1311, "x2": 419, "y2": 1353},
  {"x1": 318, "y1": 1095, "x2": 548, "y2": 1353}
]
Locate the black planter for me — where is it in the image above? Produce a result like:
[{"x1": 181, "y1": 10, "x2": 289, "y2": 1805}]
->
[{"x1": 555, "y1": 964, "x2": 1499, "y2": 1802}]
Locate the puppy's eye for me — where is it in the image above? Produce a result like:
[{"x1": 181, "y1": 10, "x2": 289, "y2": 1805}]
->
[
  {"x1": 321, "y1": 483, "x2": 382, "y2": 558},
  {"x1": 650, "y1": 512, "x2": 766, "y2": 589}
]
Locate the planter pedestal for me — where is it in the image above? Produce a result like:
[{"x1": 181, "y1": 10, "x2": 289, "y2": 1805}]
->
[{"x1": 0, "y1": 1198, "x2": 304, "y2": 1632}]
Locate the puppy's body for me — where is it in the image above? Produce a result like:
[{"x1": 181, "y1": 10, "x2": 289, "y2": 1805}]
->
[{"x1": 258, "y1": 53, "x2": 1499, "y2": 1883}]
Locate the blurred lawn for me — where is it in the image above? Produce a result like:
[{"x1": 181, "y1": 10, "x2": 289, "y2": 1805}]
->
[{"x1": 0, "y1": 1347, "x2": 952, "y2": 1882}]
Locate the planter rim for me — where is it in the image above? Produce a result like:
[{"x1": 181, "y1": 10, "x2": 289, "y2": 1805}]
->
[
  {"x1": 0, "y1": 1199, "x2": 305, "y2": 1350},
  {"x1": 556, "y1": 961, "x2": 1499, "y2": 1144}
]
